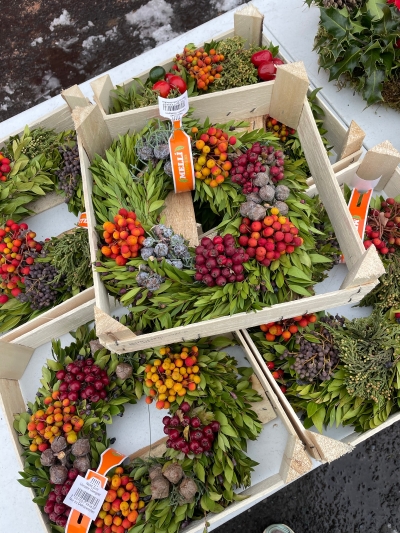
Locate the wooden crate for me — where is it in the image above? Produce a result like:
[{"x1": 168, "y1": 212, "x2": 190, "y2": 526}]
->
[
  {"x1": 69, "y1": 54, "x2": 386, "y2": 354},
  {"x1": 0, "y1": 327, "x2": 315, "y2": 533},
  {"x1": 89, "y1": 4, "x2": 364, "y2": 168},
  {"x1": 0, "y1": 91, "x2": 98, "y2": 366}
]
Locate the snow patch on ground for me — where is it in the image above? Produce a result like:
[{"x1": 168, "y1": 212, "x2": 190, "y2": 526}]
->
[
  {"x1": 125, "y1": 0, "x2": 179, "y2": 44},
  {"x1": 82, "y1": 26, "x2": 118, "y2": 54},
  {"x1": 49, "y1": 9, "x2": 72, "y2": 31},
  {"x1": 55, "y1": 37, "x2": 79, "y2": 51},
  {"x1": 31, "y1": 37, "x2": 43, "y2": 47},
  {"x1": 3, "y1": 84, "x2": 15, "y2": 95},
  {"x1": 32, "y1": 71, "x2": 61, "y2": 102},
  {"x1": 210, "y1": 0, "x2": 243, "y2": 11}
]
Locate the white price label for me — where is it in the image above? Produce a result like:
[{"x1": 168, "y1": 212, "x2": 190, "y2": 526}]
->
[
  {"x1": 158, "y1": 92, "x2": 189, "y2": 122},
  {"x1": 63, "y1": 474, "x2": 107, "y2": 521}
]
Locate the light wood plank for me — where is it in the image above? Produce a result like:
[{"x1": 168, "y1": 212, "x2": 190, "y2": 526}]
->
[
  {"x1": 279, "y1": 434, "x2": 312, "y2": 483},
  {"x1": 357, "y1": 141, "x2": 400, "y2": 191},
  {"x1": 234, "y1": 4, "x2": 264, "y2": 48},
  {"x1": 269, "y1": 62, "x2": 309, "y2": 129},
  {"x1": 94, "y1": 281, "x2": 377, "y2": 354},
  {"x1": 91, "y1": 74, "x2": 115, "y2": 116},
  {"x1": 61, "y1": 85, "x2": 90, "y2": 111},
  {"x1": 340, "y1": 245, "x2": 385, "y2": 290},
  {"x1": 162, "y1": 192, "x2": 199, "y2": 247},
  {"x1": 306, "y1": 150, "x2": 363, "y2": 189},
  {"x1": 77, "y1": 138, "x2": 111, "y2": 312},
  {"x1": 298, "y1": 97, "x2": 365, "y2": 269},
  {"x1": 95, "y1": 306, "x2": 134, "y2": 344},
  {"x1": 384, "y1": 166, "x2": 400, "y2": 198},
  {"x1": 72, "y1": 105, "x2": 112, "y2": 162},
  {"x1": 105, "y1": 82, "x2": 274, "y2": 139},
  {"x1": 128, "y1": 437, "x2": 167, "y2": 461},
  {"x1": 339, "y1": 120, "x2": 366, "y2": 160},
  {"x1": 25, "y1": 191, "x2": 65, "y2": 215},
  {"x1": 0, "y1": 341, "x2": 34, "y2": 380}
]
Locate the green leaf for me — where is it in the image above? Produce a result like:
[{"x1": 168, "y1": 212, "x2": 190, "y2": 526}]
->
[
  {"x1": 307, "y1": 402, "x2": 320, "y2": 418},
  {"x1": 311, "y1": 406, "x2": 326, "y2": 433},
  {"x1": 287, "y1": 284, "x2": 312, "y2": 296},
  {"x1": 366, "y1": 0, "x2": 385, "y2": 20},
  {"x1": 149, "y1": 200, "x2": 165, "y2": 213},
  {"x1": 195, "y1": 462, "x2": 205, "y2": 482},
  {"x1": 320, "y1": 7, "x2": 352, "y2": 39},
  {"x1": 19, "y1": 418, "x2": 27, "y2": 434},
  {"x1": 363, "y1": 69, "x2": 385, "y2": 106},
  {"x1": 329, "y1": 45, "x2": 362, "y2": 80}
]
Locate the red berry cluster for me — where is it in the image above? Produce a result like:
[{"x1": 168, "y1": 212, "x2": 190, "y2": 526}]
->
[
  {"x1": 364, "y1": 198, "x2": 400, "y2": 255},
  {"x1": 56, "y1": 359, "x2": 110, "y2": 403},
  {"x1": 260, "y1": 313, "x2": 317, "y2": 342},
  {"x1": 0, "y1": 152, "x2": 11, "y2": 182},
  {"x1": 44, "y1": 470, "x2": 78, "y2": 527},
  {"x1": 231, "y1": 143, "x2": 285, "y2": 194},
  {"x1": 238, "y1": 213, "x2": 303, "y2": 267},
  {"x1": 194, "y1": 235, "x2": 249, "y2": 287},
  {"x1": 163, "y1": 402, "x2": 221, "y2": 455},
  {"x1": 0, "y1": 220, "x2": 41, "y2": 303}
]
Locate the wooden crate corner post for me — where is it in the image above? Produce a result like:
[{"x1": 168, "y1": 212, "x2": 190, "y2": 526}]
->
[
  {"x1": 339, "y1": 120, "x2": 365, "y2": 161},
  {"x1": 91, "y1": 74, "x2": 115, "y2": 116},
  {"x1": 234, "y1": 3, "x2": 264, "y2": 48},
  {"x1": 61, "y1": 85, "x2": 90, "y2": 111},
  {"x1": 280, "y1": 434, "x2": 312, "y2": 484},
  {"x1": 356, "y1": 140, "x2": 400, "y2": 192}
]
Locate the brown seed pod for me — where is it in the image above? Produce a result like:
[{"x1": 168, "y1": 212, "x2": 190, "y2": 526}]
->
[
  {"x1": 149, "y1": 465, "x2": 163, "y2": 480},
  {"x1": 240, "y1": 201, "x2": 267, "y2": 221},
  {"x1": 74, "y1": 455, "x2": 91, "y2": 474},
  {"x1": 259, "y1": 185, "x2": 276, "y2": 202},
  {"x1": 51, "y1": 436, "x2": 67, "y2": 454},
  {"x1": 72, "y1": 439, "x2": 90, "y2": 457},
  {"x1": 115, "y1": 363, "x2": 133, "y2": 380},
  {"x1": 254, "y1": 172, "x2": 270, "y2": 187},
  {"x1": 40, "y1": 449, "x2": 55, "y2": 467},
  {"x1": 89, "y1": 339, "x2": 104, "y2": 355},
  {"x1": 179, "y1": 477, "x2": 198, "y2": 503},
  {"x1": 273, "y1": 200, "x2": 289, "y2": 216},
  {"x1": 50, "y1": 465, "x2": 68, "y2": 485},
  {"x1": 162, "y1": 463, "x2": 184, "y2": 485},
  {"x1": 245, "y1": 192, "x2": 262, "y2": 204},
  {"x1": 151, "y1": 475, "x2": 170, "y2": 499}
]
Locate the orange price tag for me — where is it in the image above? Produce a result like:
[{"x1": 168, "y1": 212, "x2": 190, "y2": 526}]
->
[
  {"x1": 168, "y1": 120, "x2": 195, "y2": 193},
  {"x1": 66, "y1": 448, "x2": 126, "y2": 533},
  {"x1": 340, "y1": 188, "x2": 373, "y2": 263},
  {"x1": 78, "y1": 213, "x2": 88, "y2": 228}
]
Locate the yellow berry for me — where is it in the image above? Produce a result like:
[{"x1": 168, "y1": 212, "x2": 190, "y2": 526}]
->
[
  {"x1": 151, "y1": 374, "x2": 158, "y2": 383},
  {"x1": 173, "y1": 383, "x2": 182, "y2": 392},
  {"x1": 271, "y1": 207, "x2": 279, "y2": 215},
  {"x1": 179, "y1": 367, "x2": 186, "y2": 375},
  {"x1": 193, "y1": 375, "x2": 201, "y2": 384},
  {"x1": 198, "y1": 156, "x2": 206, "y2": 165},
  {"x1": 151, "y1": 366, "x2": 157, "y2": 373},
  {"x1": 159, "y1": 348, "x2": 166, "y2": 355},
  {"x1": 154, "y1": 360, "x2": 162, "y2": 367},
  {"x1": 278, "y1": 216, "x2": 287, "y2": 224},
  {"x1": 177, "y1": 388, "x2": 186, "y2": 397},
  {"x1": 158, "y1": 393, "x2": 167, "y2": 401},
  {"x1": 192, "y1": 365, "x2": 199, "y2": 374},
  {"x1": 158, "y1": 385, "x2": 167, "y2": 394},
  {"x1": 168, "y1": 395, "x2": 175, "y2": 403},
  {"x1": 165, "y1": 379, "x2": 174, "y2": 389}
]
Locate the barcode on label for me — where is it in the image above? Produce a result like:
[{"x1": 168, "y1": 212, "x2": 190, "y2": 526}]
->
[
  {"x1": 73, "y1": 488, "x2": 100, "y2": 510},
  {"x1": 162, "y1": 100, "x2": 186, "y2": 112}
]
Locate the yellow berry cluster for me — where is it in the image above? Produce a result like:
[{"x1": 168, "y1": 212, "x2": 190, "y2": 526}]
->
[
  {"x1": 265, "y1": 116, "x2": 295, "y2": 142},
  {"x1": 144, "y1": 345, "x2": 201, "y2": 410}
]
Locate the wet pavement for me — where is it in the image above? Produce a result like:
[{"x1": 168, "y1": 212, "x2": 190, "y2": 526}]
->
[{"x1": 1, "y1": 1, "x2": 400, "y2": 532}]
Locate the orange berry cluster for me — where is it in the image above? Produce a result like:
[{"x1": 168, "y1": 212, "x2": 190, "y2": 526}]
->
[
  {"x1": 101, "y1": 208, "x2": 145, "y2": 267},
  {"x1": 260, "y1": 313, "x2": 317, "y2": 342},
  {"x1": 174, "y1": 46, "x2": 224, "y2": 91},
  {"x1": 0, "y1": 220, "x2": 40, "y2": 303},
  {"x1": 193, "y1": 127, "x2": 236, "y2": 187},
  {"x1": 0, "y1": 152, "x2": 11, "y2": 182},
  {"x1": 27, "y1": 392, "x2": 83, "y2": 452},
  {"x1": 145, "y1": 345, "x2": 201, "y2": 410},
  {"x1": 94, "y1": 466, "x2": 144, "y2": 533},
  {"x1": 265, "y1": 116, "x2": 296, "y2": 142}
]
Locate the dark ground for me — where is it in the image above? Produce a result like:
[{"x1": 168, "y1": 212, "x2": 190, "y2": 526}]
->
[{"x1": 1, "y1": 1, "x2": 400, "y2": 532}]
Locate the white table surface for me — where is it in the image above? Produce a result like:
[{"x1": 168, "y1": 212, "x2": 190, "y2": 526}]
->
[{"x1": 0, "y1": 1, "x2": 398, "y2": 531}]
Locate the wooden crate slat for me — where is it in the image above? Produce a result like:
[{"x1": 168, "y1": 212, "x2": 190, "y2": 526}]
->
[
  {"x1": 72, "y1": 105, "x2": 112, "y2": 161},
  {"x1": 340, "y1": 245, "x2": 385, "y2": 290},
  {"x1": 339, "y1": 120, "x2": 366, "y2": 160},
  {"x1": 0, "y1": 341, "x2": 34, "y2": 380},
  {"x1": 162, "y1": 192, "x2": 199, "y2": 247},
  {"x1": 384, "y1": 166, "x2": 400, "y2": 198},
  {"x1": 356, "y1": 140, "x2": 400, "y2": 191},
  {"x1": 298, "y1": 96, "x2": 366, "y2": 270},
  {"x1": 91, "y1": 74, "x2": 115, "y2": 116},
  {"x1": 61, "y1": 84, "x2": 90, "y2": 110},
  {"x1": 269, "y1": 62, "x2": 310, "y2": 129},
  {"x1": 306, "y1": 150, "x2": 363, "y2": 189},
  {"x1": 25, "y1": 191, "x2": 65, "y2": 216}
]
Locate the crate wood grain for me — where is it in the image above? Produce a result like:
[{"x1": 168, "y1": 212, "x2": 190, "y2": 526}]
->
[
  {"x1": 0, "y1": 328, "x2": 311, "y2": 533},
  {"x1": 72, "y1": 58, "x2": 385, "y2": 354},
  {"x1": 240, "y1": 328, "x2": 400, "y2": 463},
  {"x1": 0, "y1": 86, "x2": 99, "y2": 354},
  {"x1": 90, "y1": 6, "x2": 364, "y2": 169}
]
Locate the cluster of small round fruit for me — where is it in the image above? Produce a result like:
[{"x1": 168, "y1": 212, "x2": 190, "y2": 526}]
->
[
  {"x1": 144, "y1": 345, "x2": 200, "y2": 409},
  {"x1": 94, "y1": 466, "x2": 144, "y2": 533},
  {"x1": 174, "y1": 46, "x2": 224, "y2": 91},
  {"x1": 194, "y1": 234, "x2": 248, "y2": 287},
  {"x1": 265, "y1": 116, "x2": 295, "y2": 142},
  {"x1": 140, "y1": 225, "x2": 191, "y2": 271},
  {"x1": 231, "y1": 143, "x2": 286, "y2": 195},
  {"x1": 163, "y1": 403, "x2": 221, "y2": 455},
  {"x1": 193, "y1": 126, "x2": 236, "y2": 187},
  {"x1": 251, "y1": 50, "x2": 284, "y2": 81},
  {"x1": 266, "y1": 365, "x2": 287, "y2": 393},
  {"x1": 364, "y1": 198, "x2": 400, "y2": 255},
  {"x1": 55, "y1": 140, "x2": 81, "y2": 203},
  {"x1": 238, "y1": 210, "x2": 303, "y2": 267},
  {"x1": 101, "y1": 208, "x2": 145, "y2": 266},
  {"x1": 0, "y1": 220, "x2": 42, "y2": 303},
  {"x1": 43, "y1": 479, "x2": 76, "y2": 528},
  {"x1": 27, "y1": 394, "x2": 83, "y2": 452},
  {"x1": 260, "y1": 313, "x2": 317, "y2": 342},
  {"x1": 0, "y1": 152, "x2": 11, "y2": 182},
  {"x1": 56, "y1": 358, "x2": 110, "y2": 404}
]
